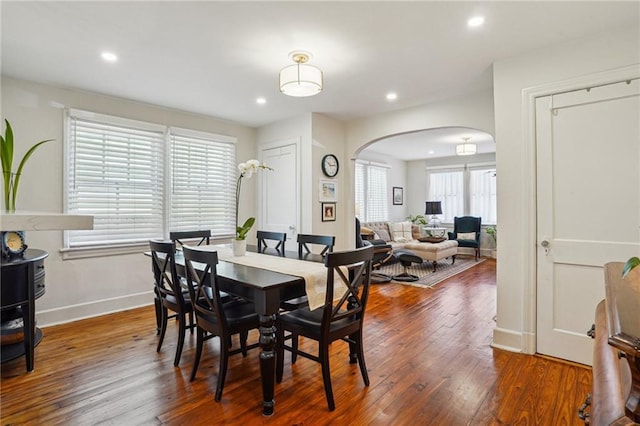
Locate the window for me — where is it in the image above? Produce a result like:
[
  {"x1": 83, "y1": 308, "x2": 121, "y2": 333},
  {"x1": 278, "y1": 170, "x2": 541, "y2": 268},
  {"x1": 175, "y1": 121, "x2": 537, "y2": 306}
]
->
[
  {"x1": 169, "y1": 129, "x2": 236, "y2": 235},
  {"x1": 428, "y1": 170, "x2": 464, "y2": 223},
  {"x1": 427, "y1": 164, "x2": 496, "y2": 224},
  {"x1": 355, "y1": 160, "x2": 389, "y2": 222},
  {"x1": 65, "y1": 109, "x2": 236, "y2": 252},
  {"x1": 469, "y1": 168, "x2": 497, "y2": 224}
]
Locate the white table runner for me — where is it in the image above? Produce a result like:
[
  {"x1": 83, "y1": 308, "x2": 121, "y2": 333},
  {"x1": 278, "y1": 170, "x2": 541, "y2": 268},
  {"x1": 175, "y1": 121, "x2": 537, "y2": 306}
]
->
[{"x1": 198, "y1": 245, "x2": 345, "y2": 310}]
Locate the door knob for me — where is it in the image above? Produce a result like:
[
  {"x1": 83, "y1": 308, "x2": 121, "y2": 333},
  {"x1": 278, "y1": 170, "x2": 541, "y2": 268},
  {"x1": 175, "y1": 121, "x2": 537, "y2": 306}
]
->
[{"x1": 541, "y1": 240, "x2": 550, "y2": 255}]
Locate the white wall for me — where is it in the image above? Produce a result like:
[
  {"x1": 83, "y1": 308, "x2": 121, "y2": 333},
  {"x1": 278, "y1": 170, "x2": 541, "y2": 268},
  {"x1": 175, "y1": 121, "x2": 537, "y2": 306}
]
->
[
  {"x1": 257, "y1": 113, "x2": 349, "y2": 249},
  {"x1": 492, "y1": 26, "x2": 640, "y2": 352},
  {"x1": 345, "y1": 88, "x2": 495, "y2": 248},
  {"x1": 311, "y1": 114, "x2": 349, "y2": 249},
  {"x1": 1, "y1": 76, "x2": 256, "y2": 326}
]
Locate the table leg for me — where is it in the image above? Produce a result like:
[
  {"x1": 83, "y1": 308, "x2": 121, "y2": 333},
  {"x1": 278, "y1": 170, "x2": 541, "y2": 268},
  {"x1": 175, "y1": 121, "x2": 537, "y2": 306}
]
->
[{"x1": 258, "y1": 313, "x2": 276, "y2": 416}]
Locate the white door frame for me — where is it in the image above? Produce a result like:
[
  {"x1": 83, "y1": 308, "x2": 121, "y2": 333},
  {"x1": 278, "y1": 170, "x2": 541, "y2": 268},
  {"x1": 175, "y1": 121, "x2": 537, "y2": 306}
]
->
[{"x1": 520, "y1": 64, "x2": 640, "y2": 355}]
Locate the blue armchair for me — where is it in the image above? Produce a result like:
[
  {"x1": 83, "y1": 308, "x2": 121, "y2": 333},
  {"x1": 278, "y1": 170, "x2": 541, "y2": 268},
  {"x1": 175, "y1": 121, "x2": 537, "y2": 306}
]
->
[{"x1": 448, "y1": 216, "x2": 482, "y2": 260}]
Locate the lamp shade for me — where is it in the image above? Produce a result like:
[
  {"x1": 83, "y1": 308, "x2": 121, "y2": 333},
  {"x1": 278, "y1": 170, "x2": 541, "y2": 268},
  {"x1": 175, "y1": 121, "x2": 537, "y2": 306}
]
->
[
  {"x1": 425, "y1": 201, "x2": 442, "y2": 215},
  {"x1": 456, "y1": 143, "x2": 477, "y2": 156},
  {"x1": 279, "y1": 52, "x2": 323, "y2": 97}
]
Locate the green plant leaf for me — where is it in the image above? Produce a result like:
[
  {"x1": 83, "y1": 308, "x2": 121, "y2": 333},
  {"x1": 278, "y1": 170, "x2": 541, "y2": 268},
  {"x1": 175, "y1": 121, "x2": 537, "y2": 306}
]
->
[
  {"x1": 622, "y1": 256, "x2": 640, "y2": 278},
  {"x1": 11, "y1": 139, "x2": 53, "y2": 210},
  {"x1": 1, "y1": 119, "x2": 14, "y2": 209},
  {"x1": 236, "y1": 217, "x2": 255, "y2": 240}
]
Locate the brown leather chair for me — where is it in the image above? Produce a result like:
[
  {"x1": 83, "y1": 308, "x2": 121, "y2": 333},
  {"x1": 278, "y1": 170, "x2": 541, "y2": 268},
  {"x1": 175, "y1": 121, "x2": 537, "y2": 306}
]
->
[{"x1": 355, "y1": 217, "x2": 394, "y2": 283}]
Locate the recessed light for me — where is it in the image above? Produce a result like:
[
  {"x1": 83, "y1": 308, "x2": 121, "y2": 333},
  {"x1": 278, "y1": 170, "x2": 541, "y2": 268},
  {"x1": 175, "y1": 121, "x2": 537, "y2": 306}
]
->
[
  {"x1": 386, "y1": 92, "x2": 397, "y2": 101},
  {"x1": 428, "y1": 150, "x2": 435, "y2": 155},
  {"x1": 467, "y1": 16, "x2": 485, "y2": 27},
  {"x1": 256, "y1": 97, "x2": 266, "y2": 105},
  {"x1": 101, "y1": 51, "x2": 118, "y2": 62}
]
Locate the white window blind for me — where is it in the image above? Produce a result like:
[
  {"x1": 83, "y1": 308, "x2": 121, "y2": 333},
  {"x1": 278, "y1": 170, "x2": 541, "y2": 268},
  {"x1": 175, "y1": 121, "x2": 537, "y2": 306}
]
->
[
  {"x1": 169, "y1": 129, "x2": 236, "y2": 235},
  {"x1": 355, "y1": 160, "x2": 389, "y2": 222},
  {"x1": 469, "y1": 168, "x2": 497, "y2": 224},
  {"x1": 66, "y1": 111, "x2": 165, "y2": 247},
  {"x1": 428, "y1": 170, "x2": 464, "y2": 223},
  {"x1": 65, "y1": 110, "x2": 238, "y2": 251},
  {"x1": 427, "y1": 164, "x2": 496, "y2": 225}
]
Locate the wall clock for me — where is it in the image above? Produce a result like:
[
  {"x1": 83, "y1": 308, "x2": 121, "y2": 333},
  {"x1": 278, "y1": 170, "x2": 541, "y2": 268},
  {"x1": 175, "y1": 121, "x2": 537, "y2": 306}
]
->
[
  {"x1": 321, "y1": 154, "x2": 339, "y2": 177},
  {"x1": 1, "y1": 231, "x2": 28, "y2": 258}
]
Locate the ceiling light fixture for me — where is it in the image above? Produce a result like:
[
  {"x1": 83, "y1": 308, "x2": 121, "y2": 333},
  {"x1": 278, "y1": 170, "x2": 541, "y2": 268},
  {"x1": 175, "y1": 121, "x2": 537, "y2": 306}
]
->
[
  {"x1": 279, "y1": 51, "x2": 323, "y2": 97},
  {"x1": 386, "y1": 92, "x2": 398, "y2": 101},
  {"x1": 101, "y1": 51, "x2": 118, "y2": 62},
  {"x1": 256, "y1": 97, "x2": 266, "y2": 105},
  {"x1": 456, "y1": 137, "x2": 477, "y2": 156},
  {"x1": 467, "y1": 16, "x2": 485, "y2": 27}
]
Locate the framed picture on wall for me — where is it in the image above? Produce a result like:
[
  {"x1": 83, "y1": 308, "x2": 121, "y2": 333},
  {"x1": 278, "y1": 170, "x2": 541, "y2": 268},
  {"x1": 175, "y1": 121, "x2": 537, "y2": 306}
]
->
[
  {"x1": 319, "y1": 179, "x2": 338, "y2": 202},
  {"x1": 393, "y1": 187, "x2": 403, "y2": 205},
  {"x1": 322, "y1": 202, "x2": 336, "y2": 222}
]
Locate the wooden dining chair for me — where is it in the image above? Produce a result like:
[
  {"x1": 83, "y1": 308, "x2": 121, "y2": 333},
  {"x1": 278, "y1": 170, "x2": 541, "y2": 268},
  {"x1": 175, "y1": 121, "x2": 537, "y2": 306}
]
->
[
  {"x1": 276, "y1": 245, "x2": 374, "y2": 411},
  {"x1": 182, "y1": 246, "x2": 260, "y2": 401},
  {"x1": 280, "y1": 233, "x2": 337, "y2": 314},
  {"x1": 297, "y1": 233, "x2": 335, "y2": 258},
  {"x1": 169, "y1": 230, "x2": 211, "y2": 249},
  {"x1": 149, "y1": 239, "x2": 195, "y2": 367},
  {"x1": 146, "y1": 230, "x2": 213, "y2": 333},
  {"x1": 256, "y1": 230, "x2": 286, "y2": 256}
]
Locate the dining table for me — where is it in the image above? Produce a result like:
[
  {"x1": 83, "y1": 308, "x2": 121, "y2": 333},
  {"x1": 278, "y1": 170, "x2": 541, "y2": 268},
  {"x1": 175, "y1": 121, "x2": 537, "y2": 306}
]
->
[{"x1": 153, "y1": 244, "x2": 326, "y2": 416}]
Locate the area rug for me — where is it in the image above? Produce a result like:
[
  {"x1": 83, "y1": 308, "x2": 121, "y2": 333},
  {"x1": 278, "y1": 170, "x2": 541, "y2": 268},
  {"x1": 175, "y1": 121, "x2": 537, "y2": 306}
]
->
[{"x1": 375, "y1": 256, "x2": 486, "y2": 288}]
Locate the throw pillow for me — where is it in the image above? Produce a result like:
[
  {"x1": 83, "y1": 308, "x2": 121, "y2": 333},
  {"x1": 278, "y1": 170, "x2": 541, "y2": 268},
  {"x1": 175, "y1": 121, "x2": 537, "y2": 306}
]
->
[
  {"x1": 360, "y1": 226, "x2": 374, "y2": 236},
  {"x1": 411, "y1": 224, "x2": 422, "y2": 240},
  {"x1": 390, "y1": 221, "x2": 413, "y2": 242},
  {"x1": 375, "y1": 228, "x2": 391, "y2": 242},
  {"x1": 457, "y1": 232, "x2": 476, "y2": 240}
]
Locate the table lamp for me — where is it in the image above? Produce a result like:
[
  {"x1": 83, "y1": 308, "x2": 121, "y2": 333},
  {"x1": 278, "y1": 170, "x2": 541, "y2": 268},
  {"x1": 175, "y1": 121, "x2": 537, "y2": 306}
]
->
[{"x1": 424, "y1": 201, "x2": 443, "y2": 229}]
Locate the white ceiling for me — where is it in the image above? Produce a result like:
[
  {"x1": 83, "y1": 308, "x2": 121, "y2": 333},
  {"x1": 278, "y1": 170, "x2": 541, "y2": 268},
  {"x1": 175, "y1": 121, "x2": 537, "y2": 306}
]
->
[
  {"x1": 2, "y1": 1, "x2": 638, "y2": 158},
  {"x1": 364, "y1": 127, "x2": 495, "y2": 160}
]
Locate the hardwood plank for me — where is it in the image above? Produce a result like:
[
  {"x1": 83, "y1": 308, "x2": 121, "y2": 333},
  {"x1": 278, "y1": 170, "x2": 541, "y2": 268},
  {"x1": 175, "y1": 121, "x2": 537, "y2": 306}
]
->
[{"x1": 1, "y1": 259, "x2": 592, "y2": 425}]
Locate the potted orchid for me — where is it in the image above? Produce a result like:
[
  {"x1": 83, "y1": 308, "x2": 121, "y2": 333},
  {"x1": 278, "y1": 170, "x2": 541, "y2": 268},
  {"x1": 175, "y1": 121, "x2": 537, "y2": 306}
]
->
[{"x1": 234, "y1": 159, "x2": 273, "y2": 256}]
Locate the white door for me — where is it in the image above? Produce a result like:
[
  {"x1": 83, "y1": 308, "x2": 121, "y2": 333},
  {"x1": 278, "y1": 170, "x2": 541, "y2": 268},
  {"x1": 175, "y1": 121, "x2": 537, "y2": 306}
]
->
[
  {"x1": 260, "y1": 141, "x2": 299, "y2": 241},
  {"x1": 536, "y1": 79, "x2": 640, "y2": 365}
]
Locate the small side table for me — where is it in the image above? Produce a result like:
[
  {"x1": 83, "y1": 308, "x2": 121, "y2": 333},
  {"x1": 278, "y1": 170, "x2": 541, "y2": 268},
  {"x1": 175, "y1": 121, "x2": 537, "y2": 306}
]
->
[
  {"x1": 423, "y1": 227, "x2": 447, "y2": 238},
  {"x1": 1, "y1": 249, "x2": 48, "y2": 372}
]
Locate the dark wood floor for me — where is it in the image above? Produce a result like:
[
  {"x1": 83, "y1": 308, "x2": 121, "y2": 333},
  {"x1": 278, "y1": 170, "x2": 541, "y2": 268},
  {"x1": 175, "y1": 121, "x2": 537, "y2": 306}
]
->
[{"x1": 1, "y1": 258, "x2": 592, "y2": 425}]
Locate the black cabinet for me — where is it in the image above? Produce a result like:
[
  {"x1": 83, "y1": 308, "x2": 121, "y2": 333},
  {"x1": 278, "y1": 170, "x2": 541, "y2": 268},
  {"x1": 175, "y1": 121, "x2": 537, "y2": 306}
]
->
[{"x1": 1, "y1": 249, "x2": 48, "y2": 371}]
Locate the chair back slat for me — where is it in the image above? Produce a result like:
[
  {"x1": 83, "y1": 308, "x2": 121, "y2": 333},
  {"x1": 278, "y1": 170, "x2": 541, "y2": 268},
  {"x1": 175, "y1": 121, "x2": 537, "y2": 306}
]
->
[
  {"x1": 149, "y1": 239, "x2": 185, "y2": 305},
  {"x1": 297, "y1": 234, "x2": 335, "y2": 258},
  {"x1": 321, "y1": 245, "x2": 373, "y2": 333},
  {"x1": 182, "y1": 246, "x2": 227, "y2": 334},
  {"x1": 257, "y1": 231, "x2": 287, "y2": 256},
  {"x1": 170, "y1": 230, "x2": 211, "y2": 249}
]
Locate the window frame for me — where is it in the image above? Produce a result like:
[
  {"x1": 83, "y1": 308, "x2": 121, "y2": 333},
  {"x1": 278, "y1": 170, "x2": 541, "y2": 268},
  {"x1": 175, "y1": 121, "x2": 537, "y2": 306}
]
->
[
  {"x1": 355, "y1": 159, "x2": 390, "y2": 222},
  {"x1": 426, "y1": 161, "x2": 496, "y2": 226},
  {"x1": 62, "y1": 109, "x2": 237, "y2": 259}
]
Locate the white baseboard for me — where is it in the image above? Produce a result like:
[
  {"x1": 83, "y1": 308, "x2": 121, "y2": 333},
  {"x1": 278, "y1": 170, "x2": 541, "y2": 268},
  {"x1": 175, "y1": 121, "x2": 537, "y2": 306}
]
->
[
  {"x1": 491, "y1": 327, "x2": 525, "y2": 353},
  {"x1": 37, "y1": 291, "x2": 154, "y2": 327}
]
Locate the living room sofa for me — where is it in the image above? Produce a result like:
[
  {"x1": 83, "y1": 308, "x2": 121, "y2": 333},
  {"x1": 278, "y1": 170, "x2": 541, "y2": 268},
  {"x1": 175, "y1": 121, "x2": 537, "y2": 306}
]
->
[{"x1": 360, "y1": 221, "x2": 458, "y2": 268}]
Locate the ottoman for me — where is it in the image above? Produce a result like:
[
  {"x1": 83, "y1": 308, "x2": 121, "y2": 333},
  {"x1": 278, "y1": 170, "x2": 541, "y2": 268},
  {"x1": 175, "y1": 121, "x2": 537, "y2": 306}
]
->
[
  {"x1": 402, "y1": 240, "x2": 458, "y2": 272},
  {"x1": 392, "y1": 249, "x2": 424, "y2": 282}
]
